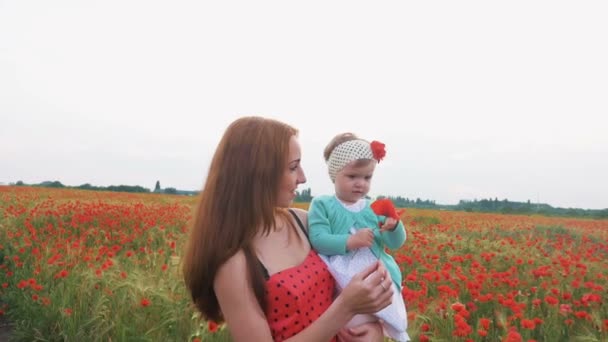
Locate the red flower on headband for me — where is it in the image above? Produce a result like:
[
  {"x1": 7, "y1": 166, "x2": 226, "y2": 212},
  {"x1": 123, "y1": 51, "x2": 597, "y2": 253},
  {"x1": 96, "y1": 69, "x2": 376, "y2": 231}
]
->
[
  {"x1": 370, "y1": 141, "x2": 386, "y2": 162},
  {"x1": 370, "y1": 198, "x2": 404, "y2": 220}
]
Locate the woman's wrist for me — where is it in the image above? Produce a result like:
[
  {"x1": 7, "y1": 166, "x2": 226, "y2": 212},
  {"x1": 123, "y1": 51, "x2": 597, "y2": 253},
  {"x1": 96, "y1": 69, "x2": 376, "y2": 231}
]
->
[{"x1": 331, "y1": 295, "x2": 356, "y2": 327}]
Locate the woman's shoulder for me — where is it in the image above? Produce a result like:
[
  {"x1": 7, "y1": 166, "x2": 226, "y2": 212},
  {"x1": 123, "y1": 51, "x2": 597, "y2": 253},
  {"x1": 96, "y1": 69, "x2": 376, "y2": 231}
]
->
[
  {"x1": 289, "y1": 207, "x2": 308, "y2": 225},
  {"x1": 213, "y1": 250, "x2": 253, "y2": 310},
  {"x1": 216, "y1": 249, "x2": 248, "y2": 282},
  {"x1": 289, "y1": 206, "x2": 308, "y2": 217}
]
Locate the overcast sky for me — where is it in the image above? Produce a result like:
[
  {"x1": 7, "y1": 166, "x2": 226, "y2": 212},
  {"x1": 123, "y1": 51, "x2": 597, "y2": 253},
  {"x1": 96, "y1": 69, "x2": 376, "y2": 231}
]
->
[{"x1": 1, "y1": 1, "x2": 607, "y2": 209}]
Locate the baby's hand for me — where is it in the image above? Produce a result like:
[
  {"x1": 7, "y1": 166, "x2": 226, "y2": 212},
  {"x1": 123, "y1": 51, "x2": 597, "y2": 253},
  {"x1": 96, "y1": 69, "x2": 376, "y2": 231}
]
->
[
  {"x1": 379, "y1": 218, "x2": 398, "y2": 232},
  {"x1": 347, "y1": 228, "x2": 374, "y2": 250}
]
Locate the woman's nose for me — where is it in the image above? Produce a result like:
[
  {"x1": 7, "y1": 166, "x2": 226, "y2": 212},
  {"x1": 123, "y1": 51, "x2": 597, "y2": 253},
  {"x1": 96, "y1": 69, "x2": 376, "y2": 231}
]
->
[{"x1": 298, "y1": 169, "x2": 307, "y2": 184}]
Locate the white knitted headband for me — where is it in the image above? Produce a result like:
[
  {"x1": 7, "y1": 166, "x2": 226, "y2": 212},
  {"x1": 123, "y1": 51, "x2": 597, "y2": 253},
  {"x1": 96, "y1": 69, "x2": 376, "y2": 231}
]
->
[{"x1": 327, "y1": 139, "x2": 385, "y2": 182}]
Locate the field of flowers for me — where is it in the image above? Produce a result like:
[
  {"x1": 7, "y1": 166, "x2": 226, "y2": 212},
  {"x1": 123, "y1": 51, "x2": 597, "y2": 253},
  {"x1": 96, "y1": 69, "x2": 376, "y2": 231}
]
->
[{"x1": 1, "y1": 186, "x2": 607, "y2": 341}]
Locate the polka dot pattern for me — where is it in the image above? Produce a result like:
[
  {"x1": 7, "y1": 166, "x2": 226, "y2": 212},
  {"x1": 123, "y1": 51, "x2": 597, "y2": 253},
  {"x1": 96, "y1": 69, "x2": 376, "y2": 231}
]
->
[{"x1": 264, "y1": 250, "x2": 337, "y2": 342}]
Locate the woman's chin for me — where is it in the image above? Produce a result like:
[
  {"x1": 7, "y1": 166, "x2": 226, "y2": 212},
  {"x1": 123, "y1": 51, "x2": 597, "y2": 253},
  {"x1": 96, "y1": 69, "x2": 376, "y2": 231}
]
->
[{"x1": 277, "y1": 198, "x2": 293, "y2": 208}]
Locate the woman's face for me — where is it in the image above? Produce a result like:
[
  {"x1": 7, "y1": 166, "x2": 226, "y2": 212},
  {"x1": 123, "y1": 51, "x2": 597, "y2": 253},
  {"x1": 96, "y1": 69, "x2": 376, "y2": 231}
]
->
[{"x1": 277, "y1": 135, "x2": 307, "y2": 207}]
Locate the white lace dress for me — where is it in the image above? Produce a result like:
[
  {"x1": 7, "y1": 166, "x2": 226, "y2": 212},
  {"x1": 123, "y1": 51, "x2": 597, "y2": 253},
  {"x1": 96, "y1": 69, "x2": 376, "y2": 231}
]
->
[{"x1": 318, "y1": 198, "x2": 410, "y2": 342}]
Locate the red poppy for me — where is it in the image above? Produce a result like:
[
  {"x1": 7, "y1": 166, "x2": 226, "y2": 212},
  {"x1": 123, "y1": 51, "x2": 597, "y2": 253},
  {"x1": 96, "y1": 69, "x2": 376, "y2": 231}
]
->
[
  {"x1": 370, "y1": 141, "x2": 386, "y2": 162},
  {"x1": 207, "y1": 320, "x2": 219, "y2": 333},
  {"x1": 140, "y1": 298, "x2": 151, "y2": 307},
  {"x1": 479, "y1": 318, "x2": 491, "y2": 331},
  {"x1": 370, "y1": 198, "x2": 404, "y2": 220},
  {"x1": 521, "y1": 319, "x2": 535, "y2": 330},
  {"x1": 54, "y1": 269, "x2": 69, "y2": 279},
  {"x1": 503, "y1": 329, "x2": 523, "y2": 342},
  {"x1": 544, "y1": 296, "x2": 559, "y2": 305},
  {"x1": 451, "y1": 302, "x2": 466, "y2": 312}
]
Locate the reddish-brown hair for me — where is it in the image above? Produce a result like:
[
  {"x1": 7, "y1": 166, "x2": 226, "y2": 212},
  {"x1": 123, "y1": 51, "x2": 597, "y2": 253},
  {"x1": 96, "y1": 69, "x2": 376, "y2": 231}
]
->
[{"x1": 182, "y1": 116, "x2": 298, "y2": 322}]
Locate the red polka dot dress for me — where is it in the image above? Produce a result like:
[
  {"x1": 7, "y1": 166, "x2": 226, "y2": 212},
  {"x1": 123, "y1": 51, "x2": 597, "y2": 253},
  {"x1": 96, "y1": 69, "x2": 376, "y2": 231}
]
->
[{"x1": 263, "y1": 249, "x2": 337, "y2": 342}]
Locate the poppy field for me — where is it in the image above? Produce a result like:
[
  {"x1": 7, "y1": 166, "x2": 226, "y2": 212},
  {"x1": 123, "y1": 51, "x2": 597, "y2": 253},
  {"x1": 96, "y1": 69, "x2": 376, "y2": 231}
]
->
[{"x1": 1, "y1": 186, "x2": 607, "y2": 341}]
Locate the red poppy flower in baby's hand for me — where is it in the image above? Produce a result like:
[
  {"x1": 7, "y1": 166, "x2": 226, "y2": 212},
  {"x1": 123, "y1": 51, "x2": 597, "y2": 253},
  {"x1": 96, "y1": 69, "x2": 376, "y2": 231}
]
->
[
  {"x1": 370, "y1": 141, "x2": 386, "y2": 162},
  {"x1": 370, "y1": 198, "x2": 404, "y2": 220}
]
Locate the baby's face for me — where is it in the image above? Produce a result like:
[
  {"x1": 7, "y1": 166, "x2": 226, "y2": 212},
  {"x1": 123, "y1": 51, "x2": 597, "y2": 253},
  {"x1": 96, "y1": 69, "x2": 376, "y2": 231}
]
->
[{"x1": 334, "y1": 160, "x2": 376, "y2": 205}]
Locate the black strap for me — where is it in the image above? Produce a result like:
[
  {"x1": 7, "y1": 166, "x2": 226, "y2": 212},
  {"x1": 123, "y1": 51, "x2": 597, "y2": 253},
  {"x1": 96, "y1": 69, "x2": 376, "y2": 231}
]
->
[
  {"x1": 259, "y1": 259, "x2": 270, "y2": 280},
  {"x1": 288, "y1": 208, "x2": 310, "y2": 241}
]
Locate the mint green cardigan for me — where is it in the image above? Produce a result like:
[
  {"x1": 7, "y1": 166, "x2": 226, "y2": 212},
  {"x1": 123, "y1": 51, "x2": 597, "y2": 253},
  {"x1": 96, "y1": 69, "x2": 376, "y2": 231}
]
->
[{"x1": 308, "y1": 195, "x2": 406, "y2": 289}]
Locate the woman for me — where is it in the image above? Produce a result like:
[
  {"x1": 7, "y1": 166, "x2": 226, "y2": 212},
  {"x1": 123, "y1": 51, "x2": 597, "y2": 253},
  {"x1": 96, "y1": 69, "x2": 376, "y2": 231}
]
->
[{"x1": 182, "y1": 116, "x2": 394, "y2": 341}]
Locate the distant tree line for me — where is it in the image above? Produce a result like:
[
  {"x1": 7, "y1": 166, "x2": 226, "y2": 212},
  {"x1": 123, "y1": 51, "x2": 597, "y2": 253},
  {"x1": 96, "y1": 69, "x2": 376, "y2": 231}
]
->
[
  {"x1": 152, "y1": 180, "x2": 198, "y2": 196},
  {"x1": 8, "y1": 182, "x2": 606, "y2": 219},
  {"x1": 453, "y1": 198, "x2": 608, "y2": 220},
  {"x1": 10, "y1": 180, "x2": 197, "y2": 196},
  {"x1": 294, "y1": 188, "x2": 313, "y2": 202},
  {"x1": 377, "y1": 195, "x2": 438, "y2": 209},
  {"x1": 294, "y1": 191, "x2": 439, "y2": 209},
  {"x1": 296, "y1": 190, "x2": 607, "y2": 220}
]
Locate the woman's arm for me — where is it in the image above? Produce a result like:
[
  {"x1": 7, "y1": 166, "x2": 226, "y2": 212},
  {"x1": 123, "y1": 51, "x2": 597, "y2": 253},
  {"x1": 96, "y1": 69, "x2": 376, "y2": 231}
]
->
[{"x1": 214, "y1": 250, "x2": 274, "y2": 341}]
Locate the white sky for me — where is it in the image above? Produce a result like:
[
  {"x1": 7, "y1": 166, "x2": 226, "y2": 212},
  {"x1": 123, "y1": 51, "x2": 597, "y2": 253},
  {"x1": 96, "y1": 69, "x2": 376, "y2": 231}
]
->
[{"x1": 1, "y1": 1, "x2": 607, "y2": 209}]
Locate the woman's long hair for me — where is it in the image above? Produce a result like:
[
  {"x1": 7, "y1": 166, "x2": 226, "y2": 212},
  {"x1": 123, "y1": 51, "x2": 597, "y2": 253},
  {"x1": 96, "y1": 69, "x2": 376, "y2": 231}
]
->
[{"x1": 183, "y1": 116, "x2": 297, "y2": 322}]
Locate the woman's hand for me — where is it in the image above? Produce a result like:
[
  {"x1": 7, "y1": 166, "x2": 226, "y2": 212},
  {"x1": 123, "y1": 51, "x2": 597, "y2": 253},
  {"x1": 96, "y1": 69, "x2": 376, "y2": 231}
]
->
[
  {"x1": 338, "y1": 261, "x2": 393, "y2": 316},
  {"x1": 337, "y1": 322, "x2": 384, "y2": 342}
]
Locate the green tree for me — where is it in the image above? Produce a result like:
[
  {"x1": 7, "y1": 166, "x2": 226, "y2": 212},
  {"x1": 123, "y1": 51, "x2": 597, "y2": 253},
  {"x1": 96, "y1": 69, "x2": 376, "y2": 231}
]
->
[
  {"x1": 164, "y1": 187, "x2": 177, "y2": 195},
  {"x1": 77, "y1": 183, "x2": 98, "y2": 191},
  {"x1": 295, "y1": 187, "x2": 313, "y2": 202}
]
